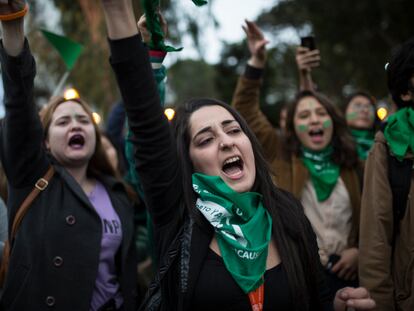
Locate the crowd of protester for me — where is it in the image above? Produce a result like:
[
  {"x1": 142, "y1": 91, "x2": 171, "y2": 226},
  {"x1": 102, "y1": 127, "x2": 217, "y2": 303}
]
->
[{"x1": 0, "y1": 0, "x2": 412, "y2": 310}]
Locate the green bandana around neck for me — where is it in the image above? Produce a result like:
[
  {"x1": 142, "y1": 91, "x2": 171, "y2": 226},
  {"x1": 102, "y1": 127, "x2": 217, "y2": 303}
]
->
[
  {"x1": 192, "y1": 173, "x2": 272, "y2": 294},
  {"x1": 384, "y1": 107, "x2": 414, "y2": 161},
  {"x1": 351, "y1": 129, "x2": 375, "y2": 160},
  {"x1": 301, "y1": 145, "x2": 340, "y2": 202}
]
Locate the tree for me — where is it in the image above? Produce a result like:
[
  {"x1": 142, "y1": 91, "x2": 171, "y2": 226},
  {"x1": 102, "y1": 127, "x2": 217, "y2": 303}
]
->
[
  {"x1": 214, "y1": 40, "x2": 297, "y2": 127},
  {"x1": 168, "y1": 59, "x2": 219, "y2": 106},
  {"x1": 256, "y1": 0, "x2": 414, "y2": 103},
  {"x1": 29, "y1": 0, "x2": 216, "y2": 119}
]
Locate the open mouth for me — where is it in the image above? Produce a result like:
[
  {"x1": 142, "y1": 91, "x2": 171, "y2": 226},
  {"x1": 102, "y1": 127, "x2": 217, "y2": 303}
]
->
[
  {"x1": 68, "y1": 134, "x2": 85, "y2": 149},
  {"x1": 222, "y1": 156, "x2": 244, "y2": 178},
  {"x1": 308, "y1": 128, "x2": 324, "y2": 143}
]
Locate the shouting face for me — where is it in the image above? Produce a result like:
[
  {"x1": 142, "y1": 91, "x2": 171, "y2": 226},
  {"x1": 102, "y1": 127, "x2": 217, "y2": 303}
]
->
[
  {"x1": 189, "y1": 105, "x2": 256, "y2": 193},
  {"x1": 45, "y1": 101, "x2": 96, "y2": 168},
  {"x1": 294, "y1": 96, "x2": 333, "y2": 151}
]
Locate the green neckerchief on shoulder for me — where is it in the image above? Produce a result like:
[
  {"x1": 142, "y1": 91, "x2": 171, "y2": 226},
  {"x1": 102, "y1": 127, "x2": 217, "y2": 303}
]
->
[
  {"x1": 384, "y1": 107, "x2": 414, "y2": 161},
  {"x1": 301, "y1": 145, "x2": 340, "y2": 202},
  {"x1": 350, "y1": 129, "x2": 375, "y2": 160},
  {"x1": 192, "y1": 173, "x2": 272, "y2": 294}
]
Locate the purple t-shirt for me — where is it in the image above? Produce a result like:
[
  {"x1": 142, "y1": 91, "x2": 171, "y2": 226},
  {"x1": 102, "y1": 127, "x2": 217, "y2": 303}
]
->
[{"x1": 88, "y1": 181, "x2": 123, "y2": 311}]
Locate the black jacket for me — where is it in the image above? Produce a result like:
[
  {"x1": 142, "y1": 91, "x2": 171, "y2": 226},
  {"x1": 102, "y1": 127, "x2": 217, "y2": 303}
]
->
[
  {"x1": 0, "y1": 41, "x2": 138, "y2": 310},
  {"x1": 110, "y1": 35, "x2": 333, "y2": 310}
]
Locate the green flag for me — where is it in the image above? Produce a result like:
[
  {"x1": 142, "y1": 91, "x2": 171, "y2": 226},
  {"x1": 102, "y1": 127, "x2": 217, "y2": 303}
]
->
[
  {"x1": 141, "y1": 0, "x2": 208, "y2": 52},
  {"x1": 41, "y1": 29, "x2": 84, "y2": 70}
]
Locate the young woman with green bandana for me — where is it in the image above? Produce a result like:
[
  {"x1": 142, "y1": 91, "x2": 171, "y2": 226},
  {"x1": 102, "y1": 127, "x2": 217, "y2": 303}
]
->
[
  {"x1": 344, "y1": 92, "x2": 377, "y2": 162},
  {"x1": 359, "y1": 37, "x2": 414, "y2": 311},
  {"x1": 296, "y1": 40, "x2": 377, "y2": 165},
  {"x1": 100, "y1": 2, "x2": 375, "y2": 310},
  {"x1": 233, "y1": 20, "x2": 362, "y2": 296},
  {"x1": 343, "y1": 93, "x2": 377, "y2": 191}
]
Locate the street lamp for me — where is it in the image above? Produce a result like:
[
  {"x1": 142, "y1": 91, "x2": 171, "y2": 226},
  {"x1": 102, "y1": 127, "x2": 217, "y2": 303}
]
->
[
  {"x1": 376, "y1": 101, "x2": 389, "y2": 121},
  {"x1": 92, "y1": 112, "x2": 101, "y2": 125},
  {"x1": 164, "y1": 108, "x2": 175, "y2": 121},
  {"x1": 63, "y1": 88, "x2": 80, "y2": 100}
]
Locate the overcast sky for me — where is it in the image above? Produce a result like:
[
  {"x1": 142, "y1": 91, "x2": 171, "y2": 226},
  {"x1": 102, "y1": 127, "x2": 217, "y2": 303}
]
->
[
  {"x1": 164, "y1": 0, "x2": 278, "y2": 65},
  {"x1": 38, "y1": 0, "x2": 279, "y2": 65}
]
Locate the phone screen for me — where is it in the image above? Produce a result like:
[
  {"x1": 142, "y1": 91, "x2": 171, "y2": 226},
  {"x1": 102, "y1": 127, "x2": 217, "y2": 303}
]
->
[{"x1": 301, "y1": 36, "x2": 316, "y2": 50}]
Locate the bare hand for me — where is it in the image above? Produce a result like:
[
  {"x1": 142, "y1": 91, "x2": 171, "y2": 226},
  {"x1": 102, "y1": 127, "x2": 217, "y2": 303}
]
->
[
  {"x1": 242, "y1": 19, "x2": 269, "y2": 68},
  {"x1": 137, "y1": 13, "x2": 168, "y2": 44},
  {"x1": 331, "y1": 248, "x2": 359, "y2": 281},
  {"x1": 296, "y1": 46, "x2": 320, "y2": 73},
  {"x1": 100, "y1": 0, "x2": 137, "y2": 40},
  {"x1": 0, "y1": 0, "x2": 25, "y2": 17},
  {"x1": 334, "y1": 287, "x2": 376, "y2": 311}
]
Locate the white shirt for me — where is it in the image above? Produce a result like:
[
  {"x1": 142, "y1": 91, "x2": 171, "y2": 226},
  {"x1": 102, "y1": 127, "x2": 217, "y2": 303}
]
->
[{"x1": 301, "y1": 177, "x2": 352, "y2": 266}]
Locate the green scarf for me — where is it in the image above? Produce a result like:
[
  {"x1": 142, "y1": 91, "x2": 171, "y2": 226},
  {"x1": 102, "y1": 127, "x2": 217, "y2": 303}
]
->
[
  {"x1": 192, "y1": 173, "x2": 272, "y2": 294},
  {"x1": 301, "y1": 145, "x2": 340, "y2": 202},
  {"x1": 351, "y1": 129, "x2": 375, "y2": 160},
  {"x1": 141, "y1": 0, "x2": 207, "y2": 52},
  {"x1": 384, "y1": 107, "x2": 414, "y2": 161}
]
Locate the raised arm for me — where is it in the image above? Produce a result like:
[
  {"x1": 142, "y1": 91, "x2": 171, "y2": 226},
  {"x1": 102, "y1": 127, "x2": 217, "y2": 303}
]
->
[
  {"x1": 1, "y1": 1, "x2": 25, "y2": 57},
  {"x1": 124, "y1": 13, "x2": 168, "y2": 199},
  {"x1": 231, "y1": 20, "x2": 280, "y2": 162},
  {"x1": 0, "y1": 1, "x2": 49, "y2": 190},
  {"x1": 100, "y1": 1, "x2": 182, "y2": 230},
  {"x1": 100, "y1": 0, "x2": 137, "y2": 40},
  {"x1": 295, "y1": 46, "x2": 320, "y2": 92}
]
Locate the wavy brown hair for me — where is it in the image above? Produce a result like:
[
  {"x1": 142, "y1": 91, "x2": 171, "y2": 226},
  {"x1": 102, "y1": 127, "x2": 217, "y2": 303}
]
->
[{"x1": 285, "y1": 91, "x2": 358, "y2": 168}]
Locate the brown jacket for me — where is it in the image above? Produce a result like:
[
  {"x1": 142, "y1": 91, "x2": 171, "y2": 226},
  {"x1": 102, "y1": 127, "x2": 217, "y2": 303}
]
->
[
  {"x1": 232, "y1": 76, "x2": 361, "y2": 248},
  {"x1": 359, "y1": 131, "x2": 414, "y2": 311}
]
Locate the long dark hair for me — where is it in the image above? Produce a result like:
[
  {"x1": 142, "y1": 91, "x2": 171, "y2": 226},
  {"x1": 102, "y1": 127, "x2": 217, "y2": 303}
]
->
[
  {"x1": 172, "y1": 98, "x2": 324, "y2": 310},
  {"x1": 285, "y1": 91, "x2": 358, "y2": 168}
]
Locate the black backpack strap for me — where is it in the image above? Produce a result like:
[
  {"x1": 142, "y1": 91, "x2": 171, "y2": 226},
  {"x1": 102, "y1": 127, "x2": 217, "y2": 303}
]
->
[
  {"x1": 380, "y1": 124, "x2": 412, "y2": 236},
  {"x1": 380, "y1": 122, "x2": 414, "y2": 236},
  {"x1": 387, "y1": 154, "x2": 412, "y2": 234}
]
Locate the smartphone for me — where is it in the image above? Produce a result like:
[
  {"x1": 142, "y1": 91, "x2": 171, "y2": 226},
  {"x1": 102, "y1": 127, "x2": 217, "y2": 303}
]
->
[{"x1": 300, "y1": 36, "x2": 316, "y2": 50}]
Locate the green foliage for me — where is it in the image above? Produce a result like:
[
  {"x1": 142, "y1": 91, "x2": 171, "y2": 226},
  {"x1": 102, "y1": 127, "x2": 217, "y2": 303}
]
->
[
  {"x1": 209, "y1": 0, "x2": 414, "y2": 127},
  {"x1": 257, "y1": 0, "x2": 414, "y2": 102},
  {"x1": 30, "y1": 0, "x2": 412, "y2": 126},
  {"x1": 168, "y1": 59, "x2": 219, "y2": 105},
  {"x1": 30, "y1": 0, "x2": 216, "y2": 120},
  {"x1": 29, "y1": 0, "x2": 116, "y2": 118},
  {"x1": 213, "y1": 41, "x2": 297, "y2": 127}
]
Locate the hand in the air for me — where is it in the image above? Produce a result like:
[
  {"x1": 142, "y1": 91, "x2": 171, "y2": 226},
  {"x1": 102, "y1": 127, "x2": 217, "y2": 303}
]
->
[
  {"x1": 242, "y1": 19, "x2": 269, "y2": 68},
  {"x1": 0, "y1": 0, "x2": 26, "y2": 17},
  {"x1": 295, "y1": 46, "x2": 320, "y2": 73},
  {"x1": 137, "y1": 13, "x2": 168, "y2": 44}
]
